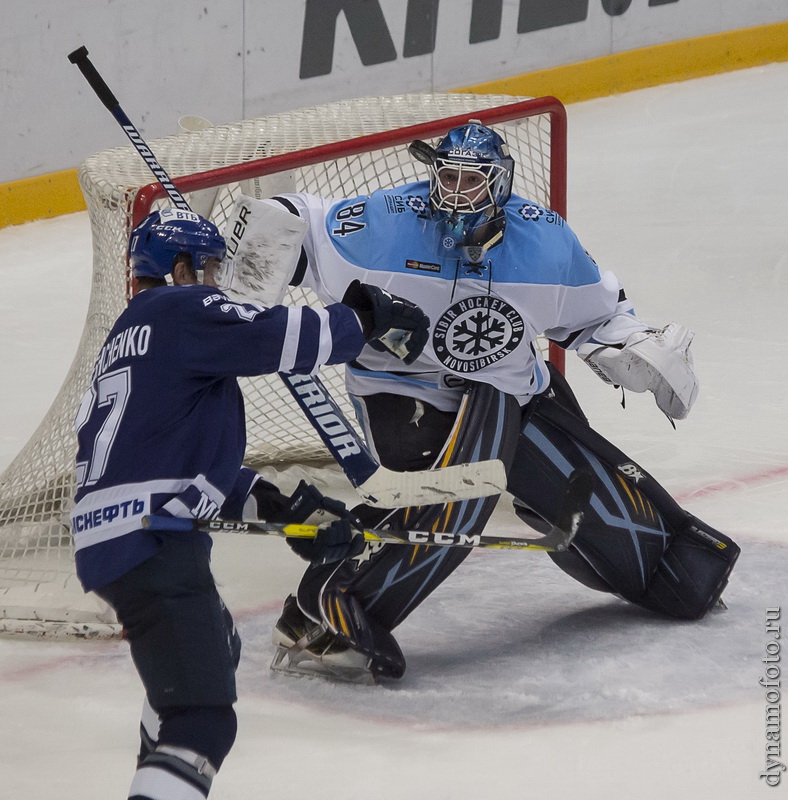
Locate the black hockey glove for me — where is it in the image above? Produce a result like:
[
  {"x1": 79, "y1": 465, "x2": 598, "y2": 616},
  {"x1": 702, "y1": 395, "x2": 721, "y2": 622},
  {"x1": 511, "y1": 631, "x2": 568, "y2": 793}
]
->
[
  {"x1": 248, "y1": 479, "x2": 365, "y2": 565},
  {"x1": 342, "y1": 279, "x2": 430, "y2": 365},
  {"x1": 288, "y1": 518, "x2": 366, "y2": 566},
  {"x1": 249, "y1": 479, "x2": 357, "y2": 524}
]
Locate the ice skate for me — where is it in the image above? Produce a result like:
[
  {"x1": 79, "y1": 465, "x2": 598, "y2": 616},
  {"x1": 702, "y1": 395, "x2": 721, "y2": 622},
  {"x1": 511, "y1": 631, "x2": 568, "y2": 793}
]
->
[{"x1": 270, "y1": 595, "x2": 376, "y2": 685}]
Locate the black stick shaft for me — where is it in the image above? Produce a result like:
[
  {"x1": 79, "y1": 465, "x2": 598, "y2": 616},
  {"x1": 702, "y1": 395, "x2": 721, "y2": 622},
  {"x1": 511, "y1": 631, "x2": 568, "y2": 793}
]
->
[{"x1": 68, "y1": 45, "x2": 189, "y2": 210}]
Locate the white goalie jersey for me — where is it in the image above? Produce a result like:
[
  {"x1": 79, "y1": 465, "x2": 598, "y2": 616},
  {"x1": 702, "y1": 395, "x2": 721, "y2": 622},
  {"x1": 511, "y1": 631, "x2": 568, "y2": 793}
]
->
[{"x1": 258, "y1": 184, "x2": 696, "y2": 417}]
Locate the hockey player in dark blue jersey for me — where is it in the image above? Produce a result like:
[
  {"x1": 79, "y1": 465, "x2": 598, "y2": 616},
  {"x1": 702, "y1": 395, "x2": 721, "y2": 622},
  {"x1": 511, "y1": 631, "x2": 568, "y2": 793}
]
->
[
  {"x1": 71, "y1": 207, "x2": 429, "y2": 800},
  {"x1": 262, "y1": 121, "x2": 740, "y2": 684}
]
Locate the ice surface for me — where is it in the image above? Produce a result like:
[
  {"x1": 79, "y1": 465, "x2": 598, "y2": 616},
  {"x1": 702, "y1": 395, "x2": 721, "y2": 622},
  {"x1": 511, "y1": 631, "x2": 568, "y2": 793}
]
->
[{"x1": 1, "y1": 63, "x2": 787, "y2": 799}]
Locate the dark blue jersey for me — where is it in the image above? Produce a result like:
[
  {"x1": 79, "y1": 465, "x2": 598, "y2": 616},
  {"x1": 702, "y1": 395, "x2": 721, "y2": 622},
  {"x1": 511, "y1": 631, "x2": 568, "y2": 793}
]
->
[{"x1": 71, "y1": 284, "x2": 364, "y2": 591}]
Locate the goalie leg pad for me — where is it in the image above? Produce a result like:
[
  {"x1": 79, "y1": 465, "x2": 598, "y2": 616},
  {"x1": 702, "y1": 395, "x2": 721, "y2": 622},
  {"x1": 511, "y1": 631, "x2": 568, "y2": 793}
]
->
[
  {"x1": 632, "y1": 515, "x2": 740, "y2": 619},
  {"x1": 281, "y1": 383, "x2": 521, "y2": 678},
  {"x1": 339, "y1": 383, "x2": 522, "y2": 631},
  {"x1": 511, "y1": 381, "x2": 740, "y2": 615},
  {"x1": 511, "y1": 401, "x2": 672, "y2": 600},
  {"x1": 548, "y1": 548, "x2": 617, "y2": 594}
]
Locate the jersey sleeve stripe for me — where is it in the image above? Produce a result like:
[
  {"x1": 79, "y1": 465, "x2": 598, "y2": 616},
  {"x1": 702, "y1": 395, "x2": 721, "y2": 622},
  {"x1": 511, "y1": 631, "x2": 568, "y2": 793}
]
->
[
  {"x1": 278, "y1": 306, "x2": 303, "y2": 373},
  {"x1": 314, "y1": 307, "x2": 333, "y2": 370}
]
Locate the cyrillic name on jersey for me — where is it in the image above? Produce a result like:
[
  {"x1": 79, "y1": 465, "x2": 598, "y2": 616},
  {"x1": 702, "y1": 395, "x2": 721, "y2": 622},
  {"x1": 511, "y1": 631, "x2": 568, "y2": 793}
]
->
[{"x1": 91, "y1": 325, "x2": 152, "y2": 382}]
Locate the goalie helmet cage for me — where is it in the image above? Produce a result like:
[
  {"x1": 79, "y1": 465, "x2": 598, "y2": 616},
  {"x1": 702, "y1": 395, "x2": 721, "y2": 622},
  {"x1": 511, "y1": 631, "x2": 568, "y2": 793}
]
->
[{"x1": 0, "y1": 92, "x2": 567, "y2": 638}]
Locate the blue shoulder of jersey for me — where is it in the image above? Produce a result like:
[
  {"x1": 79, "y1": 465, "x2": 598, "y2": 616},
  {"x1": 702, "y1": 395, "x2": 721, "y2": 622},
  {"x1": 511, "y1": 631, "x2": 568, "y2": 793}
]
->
[
  {"x1": 325, "y1": 182, "x2": 433, "y2": 271},
  {"x1": 323, "y1": 185, "x2": 600, "y2": 289},
  {"x1": 498, "y1": 196, "x2": 602, "y2": 287}
]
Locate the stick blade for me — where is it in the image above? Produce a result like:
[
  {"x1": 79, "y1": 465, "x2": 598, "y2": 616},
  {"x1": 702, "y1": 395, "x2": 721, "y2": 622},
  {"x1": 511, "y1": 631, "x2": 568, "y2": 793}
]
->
[{"x1": 356, "y1": 458, "x2": 507, "y2": 507}]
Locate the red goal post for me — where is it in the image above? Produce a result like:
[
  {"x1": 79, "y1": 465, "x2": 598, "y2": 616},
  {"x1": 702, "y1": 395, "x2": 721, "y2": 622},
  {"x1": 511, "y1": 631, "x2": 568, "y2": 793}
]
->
[{"x1": 0, "y1": 92, "x2": 566, "y2": 637}]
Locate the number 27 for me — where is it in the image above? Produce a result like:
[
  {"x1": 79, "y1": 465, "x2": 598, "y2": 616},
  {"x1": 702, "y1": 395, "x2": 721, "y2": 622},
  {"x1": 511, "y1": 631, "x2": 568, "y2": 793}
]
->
[{"x1": 74, "y1": 367, "x2": 131, "y2": 488}]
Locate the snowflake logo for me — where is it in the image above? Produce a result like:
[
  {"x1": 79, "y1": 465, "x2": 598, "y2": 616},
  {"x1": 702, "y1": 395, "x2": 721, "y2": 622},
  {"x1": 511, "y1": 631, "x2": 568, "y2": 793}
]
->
[
  {"x1": 406, "y1": 195, "x2": 428, "y2": 214},
  {"x1": 454, "y1": 311, "x2": 505, "y2": 355},
  {"x1": 432, "y1": 296, "x2": 525, "y2": 374},
  {"x1": 519, "y1": 204, "x2": 543, "y2": 221}
]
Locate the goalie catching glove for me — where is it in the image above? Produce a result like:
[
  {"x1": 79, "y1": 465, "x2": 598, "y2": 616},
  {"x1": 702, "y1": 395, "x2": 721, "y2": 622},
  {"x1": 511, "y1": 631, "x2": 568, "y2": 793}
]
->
[
  {"x1": 246, "y1": 478, "x2": 365, "y2": 565},
  {"x1": 578, "y1": 322, "x2": 699, "y2": 420},
  {"x1": 342, "y1": 279, "x2": 429, "y2": 365}
]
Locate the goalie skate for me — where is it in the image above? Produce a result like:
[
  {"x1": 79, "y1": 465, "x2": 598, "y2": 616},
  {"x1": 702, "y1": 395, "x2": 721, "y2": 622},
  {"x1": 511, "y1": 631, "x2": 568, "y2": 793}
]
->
[{"x1": 270, "y1": 596, "x2": 375, "y2": 685}]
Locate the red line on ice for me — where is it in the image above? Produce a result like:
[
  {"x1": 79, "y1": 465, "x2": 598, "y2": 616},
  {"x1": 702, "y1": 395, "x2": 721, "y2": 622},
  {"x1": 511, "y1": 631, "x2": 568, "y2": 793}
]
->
[{"x1": 675, "y1": 464, "x2": 788, "y2": 504}]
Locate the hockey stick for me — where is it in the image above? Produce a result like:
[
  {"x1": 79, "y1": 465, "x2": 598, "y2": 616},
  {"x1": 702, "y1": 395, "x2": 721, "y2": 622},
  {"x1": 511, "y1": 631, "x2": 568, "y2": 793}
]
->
[
  {"x1": 144, "y1": 470, "x2": 592, "y2": 552},
  {"x1": 68, "y1": 46, "x2": 190, "y2": 211},
  {"x1": 281, "y1": 373, "x2": 505, "y2": 506},
  {"x1": 67, "y1": 45, "x2": 506, "y2": 508}
]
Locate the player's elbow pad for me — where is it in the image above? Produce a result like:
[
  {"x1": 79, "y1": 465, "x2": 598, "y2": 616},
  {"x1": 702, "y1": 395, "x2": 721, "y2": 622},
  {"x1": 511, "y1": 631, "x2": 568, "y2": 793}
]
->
[{"x1": 578, "y1": 323, "x2": 699, "y2": 420}]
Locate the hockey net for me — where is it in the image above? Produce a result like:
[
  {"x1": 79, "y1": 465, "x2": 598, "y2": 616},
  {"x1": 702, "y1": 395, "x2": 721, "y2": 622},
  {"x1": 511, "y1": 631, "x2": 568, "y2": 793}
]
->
[{"x1": 0, "y1": 92, "x2": 566, "y2": 637}]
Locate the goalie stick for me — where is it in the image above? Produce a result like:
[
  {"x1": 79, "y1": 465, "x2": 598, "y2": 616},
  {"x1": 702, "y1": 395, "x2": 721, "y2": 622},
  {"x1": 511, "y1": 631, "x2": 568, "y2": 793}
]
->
[
  {"x1": 143, "y1": 469, "x2": 591, "y2": 552},
  {"x1": 67, "y1": 45, "x2": 506, "y2": 507}
]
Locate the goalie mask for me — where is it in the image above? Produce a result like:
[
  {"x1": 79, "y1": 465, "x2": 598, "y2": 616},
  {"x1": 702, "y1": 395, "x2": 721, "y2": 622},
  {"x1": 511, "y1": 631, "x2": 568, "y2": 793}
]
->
[
  {"x1": 410, "y1": 122, "x2": 514, "y2": 258},
  {"x1": 129, "y1": 208, "x2": 226, "y2": 279}
]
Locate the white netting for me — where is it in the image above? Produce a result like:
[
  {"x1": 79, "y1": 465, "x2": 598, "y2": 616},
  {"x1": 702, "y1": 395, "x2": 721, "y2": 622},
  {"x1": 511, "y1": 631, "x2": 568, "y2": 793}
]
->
[{"x1": 0, "y1": 92, "x2": 565, "y2": 635}]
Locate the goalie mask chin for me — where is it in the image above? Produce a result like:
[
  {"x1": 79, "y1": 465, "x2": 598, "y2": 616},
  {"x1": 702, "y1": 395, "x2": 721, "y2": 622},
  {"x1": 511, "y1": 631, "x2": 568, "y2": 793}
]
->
[{"x1": 433, "y1": 206, "x2": 507, "y2": 264}]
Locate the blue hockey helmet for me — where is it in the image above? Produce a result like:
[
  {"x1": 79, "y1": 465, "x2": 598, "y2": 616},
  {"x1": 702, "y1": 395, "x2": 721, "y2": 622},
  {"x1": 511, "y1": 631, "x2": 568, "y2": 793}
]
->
[
  {"x1": 128, "y1": 208, "x2": 226, "y2": 279},
  {"x1": 429, "y1": 121, "x2": 514, "y2": 214},
  {"x1": 409, "y1": 121, "x2": 514, "y2": 258}
]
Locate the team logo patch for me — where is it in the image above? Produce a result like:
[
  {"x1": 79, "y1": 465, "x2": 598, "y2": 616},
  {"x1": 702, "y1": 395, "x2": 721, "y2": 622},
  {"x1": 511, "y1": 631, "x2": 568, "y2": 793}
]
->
[
  {"x1": 518, "y1": 204, "x2": 565, "y2": 226},
  {"x1": 432, "y1": 296, "x2": 524, "y2": 373},
  {"x1": 406, "y1": 195, "x2": 428, "y2": 214},
  {"x1": 464, "y1": 245, "x2": 484, "y2": 263},
  {"x1": 442, "y1": 236, "x2": 457, "y2": 250},
  {"x1": 405, "y1": 259, "x2": 441, "y2": 273},
  {"x1": 519, "y1": 204, "x2": 543, "y2": 221}
]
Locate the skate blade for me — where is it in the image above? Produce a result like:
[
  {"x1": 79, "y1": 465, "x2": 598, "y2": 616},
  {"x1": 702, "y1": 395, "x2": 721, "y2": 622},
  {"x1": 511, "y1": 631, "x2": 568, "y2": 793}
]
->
[
  {"x1": 713, "y1": 596, "x2": 728, "y2": 612},
  {"x1": 270, "y1": 644, "x2": 376, "y2": 686}
]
